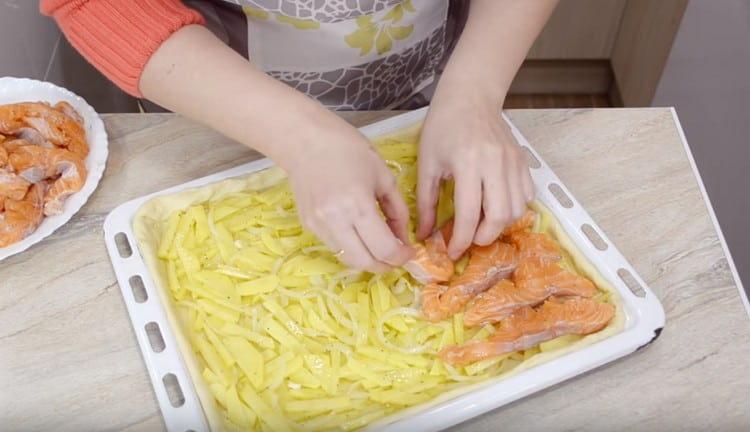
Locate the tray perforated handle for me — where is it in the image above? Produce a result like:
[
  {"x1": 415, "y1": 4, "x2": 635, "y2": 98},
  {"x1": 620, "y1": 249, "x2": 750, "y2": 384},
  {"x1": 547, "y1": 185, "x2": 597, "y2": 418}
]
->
[
  {"x1": 104, "y1": 219, "x2": 210, "y2": 432},
  {"x1": 508, "y1": 117, "x2": 666, "y2": 332}
]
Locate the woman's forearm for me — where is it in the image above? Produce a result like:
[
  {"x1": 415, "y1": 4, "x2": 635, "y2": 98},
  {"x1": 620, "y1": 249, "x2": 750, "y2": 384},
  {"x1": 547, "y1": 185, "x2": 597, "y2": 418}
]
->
[
  {"x1": 436, "y1": 0, "x2": 558, "y2": 107},
  {"x1": 140, "y1": 25, "x2": 341, "y2": 170}
]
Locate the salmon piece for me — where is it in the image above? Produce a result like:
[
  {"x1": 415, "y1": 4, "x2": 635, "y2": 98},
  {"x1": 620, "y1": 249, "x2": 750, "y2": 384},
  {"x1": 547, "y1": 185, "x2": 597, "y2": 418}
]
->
[
  {"x1": 16, "y1": 128, "x2": 54, "y2": 149},
  {"x1": 513, "y1": 258, "x2": 597, "y2": 298},
  {"x1": 54, "y1": 101, "x2": 84, "y2": 125},
  {"x1": 0, "y1": 146, "x2": 7, "y2": 167},
  {"x1": 2, "y1": 138, "x2": 35, "y2": 153},
  {"x1": 509, "y1": 231, "x2": 562, "y2": 263},
  {"x1": 0, "y1": 102, "x2": 88, "y2": 157},
  {"x1": 404, "y1": 227, "x2": 453, "y2": 284},
  {"x1": 420, "y1": 283, "x2": 450, "y2": 322},
  {"x1": 464, "y1": 280, "x2": 520, "y2": 326},
  {"x1": 0, "y1": 168, "x2": 31, "y2": 202},
  {"x1": 501, "y1": 209, "x2": 537, "y2": 236},
  {"x1": 421, "y1": 241, "x2": 518, "y2": 322},
  {"x1": 465, "y1": 264, "x2": 598, "y2": 327},
  {"x1": 9, "y1": 145, "x2": 87, "y2": 216},
  {"x1": 447, "y1": 241, "x2": 518, "y2": 299},
  {"x1": 439, "y1": 298, "x2": 615, "y2": 365},
  {"x1": 0, "y1": 183, "x2": 45, "y2": 247}
]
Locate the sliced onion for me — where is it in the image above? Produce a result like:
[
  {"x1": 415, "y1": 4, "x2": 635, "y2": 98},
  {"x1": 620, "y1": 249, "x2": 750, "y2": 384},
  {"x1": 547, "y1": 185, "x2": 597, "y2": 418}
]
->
[
  {"x1": 376, "y1": 307, "x2": 429, "y2": 354},
  {"x1": 443, "y1": 363, "x2": 478, "y2": 382},
  {"x1": 302, "y1": 245, "x2": 329, "y2": 254},
  {"x1": 392, "y1": 277, "x2": 408, "y2": 295}
]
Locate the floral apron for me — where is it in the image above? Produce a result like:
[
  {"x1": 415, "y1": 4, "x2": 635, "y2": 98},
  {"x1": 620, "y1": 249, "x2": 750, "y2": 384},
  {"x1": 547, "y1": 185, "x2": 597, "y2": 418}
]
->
[{"x1": 180, "y1": 0, "x2": 469, "y2": 111}]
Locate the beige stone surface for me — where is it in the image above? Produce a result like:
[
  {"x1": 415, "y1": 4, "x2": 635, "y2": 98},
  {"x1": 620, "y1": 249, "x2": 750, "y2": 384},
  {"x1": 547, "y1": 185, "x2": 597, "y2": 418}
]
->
[{"x1": 2, "y1": 109, "x2": 747, "y2": 431}]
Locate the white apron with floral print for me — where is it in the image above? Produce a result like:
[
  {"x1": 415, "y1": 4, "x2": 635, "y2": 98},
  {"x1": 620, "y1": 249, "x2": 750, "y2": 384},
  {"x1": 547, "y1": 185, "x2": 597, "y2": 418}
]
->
[{"x1": 205, "y1": 0, "x2": 450, "y2": 110}]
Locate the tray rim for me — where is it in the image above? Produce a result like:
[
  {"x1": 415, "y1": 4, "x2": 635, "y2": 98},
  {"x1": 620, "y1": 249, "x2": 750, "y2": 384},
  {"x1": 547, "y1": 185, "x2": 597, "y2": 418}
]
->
[{"x1": 103, "y1": 107, "x2": 665, "y2": 432}]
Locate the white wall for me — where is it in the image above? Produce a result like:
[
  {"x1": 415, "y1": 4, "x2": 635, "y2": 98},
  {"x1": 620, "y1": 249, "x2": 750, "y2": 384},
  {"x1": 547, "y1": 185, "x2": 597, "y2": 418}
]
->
[
  {"x1": 653, "y1": 0, "x2": 750, "y2": 285},
  {"x1": 0, "y1": 0, "x2": 60, "y2": 80},
  {"x1": 0, "y1": 1, "x2": 137, "y2": 112}
]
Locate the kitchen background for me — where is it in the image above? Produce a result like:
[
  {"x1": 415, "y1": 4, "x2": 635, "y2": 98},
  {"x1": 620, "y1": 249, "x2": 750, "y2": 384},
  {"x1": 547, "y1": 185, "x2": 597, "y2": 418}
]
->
[{"x1": 1, "y1": 0, "x2": 747, "y2": 293}]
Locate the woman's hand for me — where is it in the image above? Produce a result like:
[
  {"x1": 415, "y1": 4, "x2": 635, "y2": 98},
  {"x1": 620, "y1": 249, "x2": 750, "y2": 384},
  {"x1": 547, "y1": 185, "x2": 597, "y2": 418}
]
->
[
  {"x1": 139, "y1": 26, "x2": 411, "y2": 272},
  {"x1": 285, "y1": 111, "x2": 413, "y2": 273},
  {"x1": 418, "y1": 93, "x2": 534, "y2": 260},
  {"x1": 415, "y1": 0, "x2": 556, "y2": 260}
]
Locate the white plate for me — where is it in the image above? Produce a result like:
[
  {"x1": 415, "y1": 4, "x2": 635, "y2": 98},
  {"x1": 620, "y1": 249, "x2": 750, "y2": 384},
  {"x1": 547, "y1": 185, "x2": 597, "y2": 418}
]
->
[
  {"x1": 0, "y1": 77, "x2": 108, "y2": 261},
  {"x1": 104, "y1": 108, "x2": 664, "y2": 432}
]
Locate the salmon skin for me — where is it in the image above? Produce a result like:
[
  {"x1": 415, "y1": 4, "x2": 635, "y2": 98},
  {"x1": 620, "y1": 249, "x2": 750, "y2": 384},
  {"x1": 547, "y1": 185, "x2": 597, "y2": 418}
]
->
[{"x1": 439, "y1": 297, "x2": 615, "y2": 366}]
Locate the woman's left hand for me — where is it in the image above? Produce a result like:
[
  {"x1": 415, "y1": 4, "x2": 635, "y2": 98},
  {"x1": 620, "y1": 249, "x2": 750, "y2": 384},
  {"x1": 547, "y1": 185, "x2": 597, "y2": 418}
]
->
[{"x1": 417, "y1": 94, "x2": 535, "y2": 260}]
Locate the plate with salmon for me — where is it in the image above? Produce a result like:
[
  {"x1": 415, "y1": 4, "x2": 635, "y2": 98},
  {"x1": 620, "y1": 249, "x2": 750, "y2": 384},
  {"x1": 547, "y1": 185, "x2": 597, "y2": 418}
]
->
[
  {"x1": 0, "y1": 77, "x2": 108, "y2": 260},
  {"x1": 103, "y1": 107, "x2": 664, "y2": 432}
]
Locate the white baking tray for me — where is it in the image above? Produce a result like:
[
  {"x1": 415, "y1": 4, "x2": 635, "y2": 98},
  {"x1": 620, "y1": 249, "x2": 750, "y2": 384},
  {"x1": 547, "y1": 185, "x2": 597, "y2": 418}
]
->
[{"x1": 103, "y1": 108, "x2": 665, "y2": 432}]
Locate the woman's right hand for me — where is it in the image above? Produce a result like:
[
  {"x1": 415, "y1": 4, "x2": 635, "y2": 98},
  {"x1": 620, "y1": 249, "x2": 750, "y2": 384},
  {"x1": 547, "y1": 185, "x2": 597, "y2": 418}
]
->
[
  {"x1": 138, "y1": 25, "x2": 411, "y2": 272},
  {"x1": 282, "y1": 111, "x2": 413, "y2": 273}
]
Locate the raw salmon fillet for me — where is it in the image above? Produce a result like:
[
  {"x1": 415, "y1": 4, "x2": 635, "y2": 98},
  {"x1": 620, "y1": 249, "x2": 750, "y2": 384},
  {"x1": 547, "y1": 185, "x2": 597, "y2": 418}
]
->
[
  {"x1": 513, "y1": 258, "x2": 597, "y2": 299},
  {"x1": 421, "y1": 241, "x2": 518, "y2": 322},
  {"x1": 406, "y1": 210, "x2": 533, "y2": 286},
  {"x1": 440, "y1": 297, "x2": 615, "y2": 366},
  {"x1": 509, "y1": 231, "x2": 562, "y2": 263},
  {"x1": 404, "y1": 226, "x2": 453, "y2": 284},
  {"x1": 464, "y1": 263, "x2": 598, "y2": 327},
  {"x1": 501, "y1": 209, "x2": 537, "y2": 236}
]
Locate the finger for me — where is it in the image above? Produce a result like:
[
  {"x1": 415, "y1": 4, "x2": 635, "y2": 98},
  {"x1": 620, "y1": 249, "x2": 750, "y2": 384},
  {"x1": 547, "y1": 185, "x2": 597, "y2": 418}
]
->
[
  {"x1": 474, "y1": 170, "x2": 512, "y2": 246},
  {"x1": 448, "y1": 173, "x2": 482, "y2": 260},
  {"x1": 520, "y1": 157, "x2": 535, "y2": 202},
  {"x1": 355, "y1": 204, "x2": 413, "y2": 266},
  {"x1": 377, "y1": 173, "x2": 411, "y2": 245},
  {"x1": 303, "y1": 215, "x2": 341, "y2": 254},
  {"x1": 507, "y1": 152, "x2": 527, "y2": 221},
  {"x1": 417, "y1": 162, "x2": 440, "y2": 240},
  {"x1": 336, "y1": 227, "x2": 390, "y2": 273}
]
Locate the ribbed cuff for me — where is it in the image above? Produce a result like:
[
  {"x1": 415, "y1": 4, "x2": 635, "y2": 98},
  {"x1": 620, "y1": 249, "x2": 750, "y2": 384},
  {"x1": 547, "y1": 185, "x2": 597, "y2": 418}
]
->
[{"x1": 41, "y1": 0, "x2": 205, "y2": 97}]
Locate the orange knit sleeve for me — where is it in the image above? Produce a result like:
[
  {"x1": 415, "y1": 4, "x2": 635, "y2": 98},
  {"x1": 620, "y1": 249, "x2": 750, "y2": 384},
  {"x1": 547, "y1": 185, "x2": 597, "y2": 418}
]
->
[{"x1": 40, "y1": 0, "x2": 205, "y2": 97}]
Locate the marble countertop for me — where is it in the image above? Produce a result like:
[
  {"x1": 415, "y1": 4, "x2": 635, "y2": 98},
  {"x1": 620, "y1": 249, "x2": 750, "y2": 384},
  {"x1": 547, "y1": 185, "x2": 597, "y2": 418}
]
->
[{"x1": 2, "y1": 109, "x2": 748, "y2": 431}]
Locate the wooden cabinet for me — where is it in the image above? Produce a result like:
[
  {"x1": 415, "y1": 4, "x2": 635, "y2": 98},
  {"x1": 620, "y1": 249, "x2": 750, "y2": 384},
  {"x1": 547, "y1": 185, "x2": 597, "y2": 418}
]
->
[
  {"x1": 528, "y1": 0, "x2": 627, "y2": 59},
  {"x1": 512, "y1": 0, "x2": 688, "y2": 107}
]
